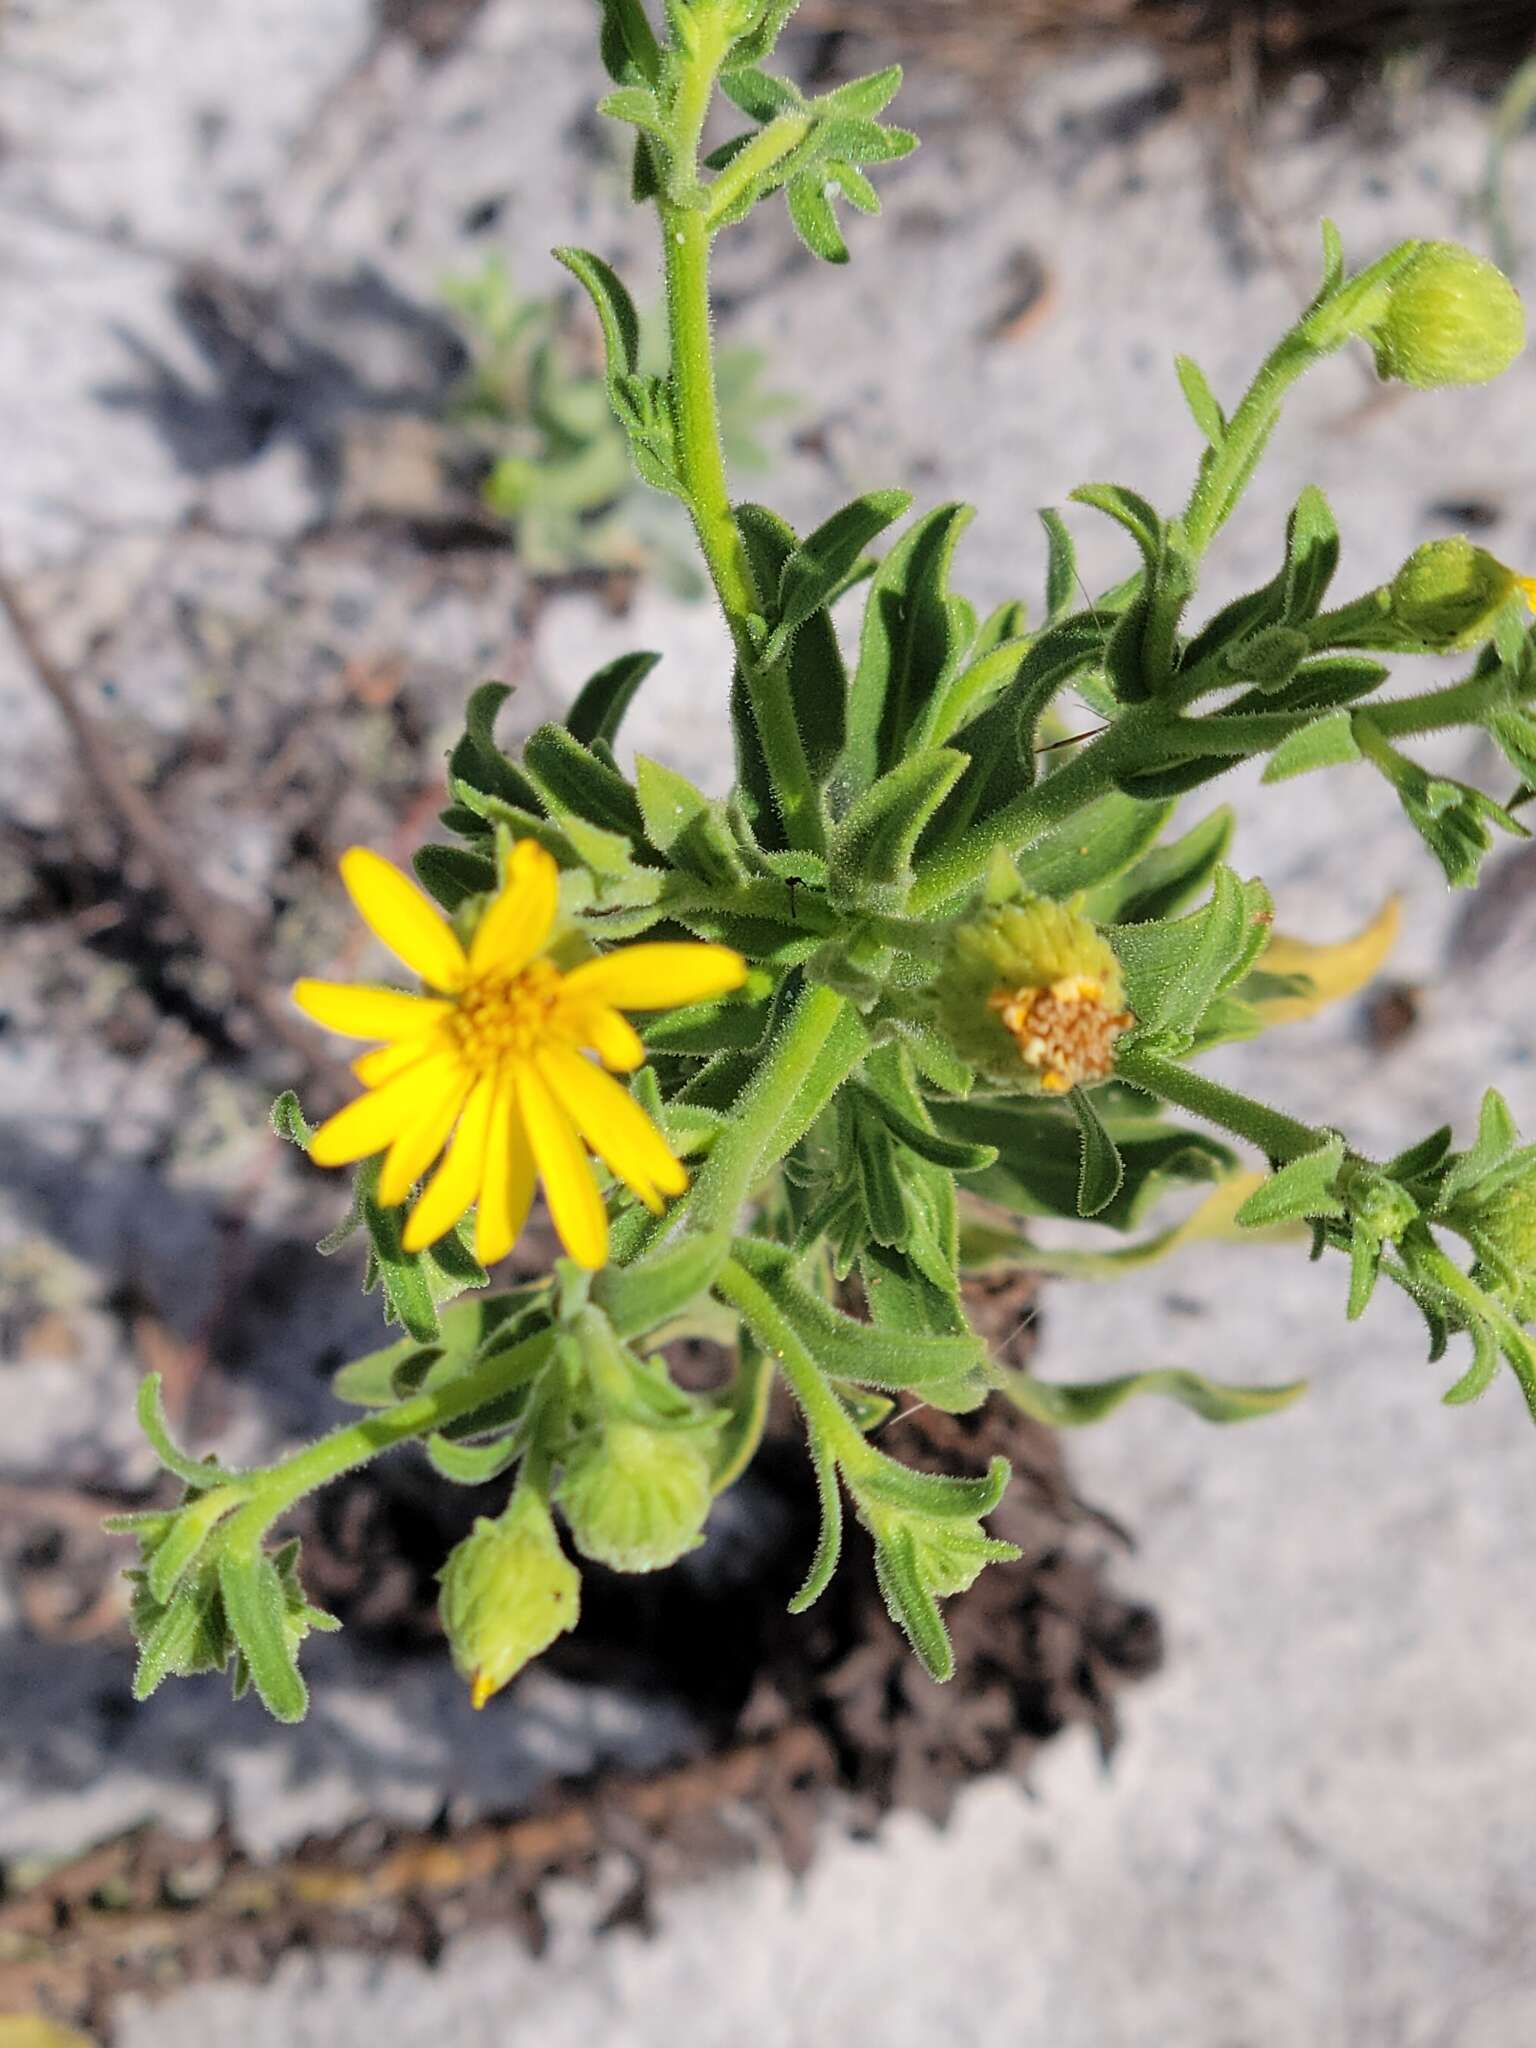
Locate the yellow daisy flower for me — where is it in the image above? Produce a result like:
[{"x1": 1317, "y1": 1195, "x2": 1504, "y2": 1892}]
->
[{"x1": 293, "y1": 842, "x2": 746, "y2": 1270}]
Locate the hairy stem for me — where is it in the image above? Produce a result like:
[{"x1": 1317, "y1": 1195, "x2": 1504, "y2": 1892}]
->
[
  {"x1": 689, "y1": 982, "x2": 855, "y2": 1229},
  {"x1": 228, "y1": 1333, "x2": 554, "y2": 1537},
  {"x1": 1182, "y1": 334, "x2": 1315, "y2": 557},
  {"x1": 1115, "y1": 1044, "x2": 1327, "y2": 1165}
]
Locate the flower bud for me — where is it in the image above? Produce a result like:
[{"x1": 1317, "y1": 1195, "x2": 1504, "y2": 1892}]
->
[
  {"x1": 932, "y1": 895, "x2": 1132, "y2": 1095},
  {"x1": 438, "y1": 1494, "x2": 581, "y2": 1709},
  {"x1": 1369, "y1": 242, "x2": 1525, "y2": 389},
  {"x1": 557, "y1": 1420, "x2": 713, "y2": 1573},
  {"x1": 1455, "y1": 1160, "x2": 1536, "y2": 1322},
  {"x1": 1387, "y1": 538, "x2": 1520, "y2": 651}
]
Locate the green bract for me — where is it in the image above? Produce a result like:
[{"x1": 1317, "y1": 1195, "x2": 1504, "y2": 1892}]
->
[{"x1": 117, "y1": 0, "x2": 1536, "y2": 1715}]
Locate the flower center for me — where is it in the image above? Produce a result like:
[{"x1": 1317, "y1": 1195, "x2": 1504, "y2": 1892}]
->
[
  {"x1": 987, "y1": 975, "x2": 1134, "y2": 1095},
  {"x1": 450, "y1": 959, "x2": 565, "y2": 1073}
]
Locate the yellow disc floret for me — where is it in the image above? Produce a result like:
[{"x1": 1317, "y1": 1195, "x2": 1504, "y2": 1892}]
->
[
  {"x1": 935, "y1": 895, "x2": 1133, "y2": 1095},
  {"x1": 292, "y1": 839, "x2": 746, "y2": 1270}
]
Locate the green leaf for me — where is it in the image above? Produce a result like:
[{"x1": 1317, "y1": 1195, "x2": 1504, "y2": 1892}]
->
[
  {"x1": 332, "y1": 1290, "x2": 546, "y2": 1406},
  {"x1": 597, "y1": 0, "x2": 662, "y2": 84},
  {"x1": 1012, "y1": 789, "x2": 1174, "y2": 900},
  {"x1": 765, "y1": 488, "x2": 912, "y2": 665},
  {"x1": 1319, "y1": 216, "x2": 1345, "y2": 293},
  {"x1": 218, "y1": 1549, "x2": 308, "y2": 1724},
  {"x1": 1261, "y1": 709, "x2": 1361, "y2": 783},
  {"x1": 737, "y1": 501, "x2": 848, "y2": 798},
  {"x1": 132, "y1": 1579, "x2": 228, "y2": 1701},
  {"x1": 1083, "y1": 806, "x2": 1235, "y2": 925},
  {"x1": 786, "y1": 173, "x2": 849, "y2": 262},
  {"x1": 137, "y1": 1375, "x2": 238, "y2": 1488},
  {"x1": 1039, "y1": 507, "x2": 1078, "y2": 623},
  {"x1": 566, "y1": 650, "x2": 661, "y2": 747},
  {"x1": 999, "y1": 1366, "x2": 1309, "y2": 1427},
  {"x1": 1436, "y1": 1088, "x2": 1520, "y2": 1208},
  {"x1": 593, "y1": 1228, "x2": 734, "y2": 1340},
  {"x1": 870, "y1": 1524, "x2": 953, "y2": 1680},
  {"x1": 145, "y1": 1488, "x2": 240, "y2": 1607},
  {"x1": 710, "y1": 1331, "x2": 775, "y2": 1495},
  {"x1": 854, "y1": 1452, "x2": 1009, "y2": 1522},
  {"x1": 522, "y1": 723, "x2": 645, "y2": 841},
  {"x1": 448, "y1": 680, "x2": 541, "y2": 813},
  {"x1": 413, "y1": 843, "x2": 496, "y2": 913},
  {"x1": 423, "y1": 1432, "x2": 521, "y2": 1485},
  {"x1": 1234, "y1": 1135, "x2": 1347, "y2": 1228},
  {"x1": 842, "y1": 502, "x2": 975, "y2": 793},
  {"x1": 828, "y1": 748, "x2": 967, "y2": 909},
  {"x1": 269, "y1": 1091, "x2": 312, "y2": 1150},
  {"x1": 848, "y1": 1079, "x2": 997, "y2": 1173},
  {"x1": 1069, "y1": 1087, "x2": 1124, "y2": 1218},
  {"x1": 1069, "y1": 482, "x2": 1163, "y2": 568},
  {"x1": 634, "y1": 756, "x2": 745, "y2": 885},
  {"x1": 1175, "y1": 354, "x2": 1225, "y2": 446},
  {"x1": 724, "y1": 0, "x2": 804, "y2": 70},
  {"x1": 729, "y1": 1237, "x2": 987, "y2": 1399},
  {"x1": 1281, "y1": 485, "x2": 1341, "y2": 621},
  {"x1": 788, "y1": 1426, "x2": 844, "y2": 1614},
  {"x1": 553, "y1": 245, "x2": 641, "y2": 384},
  {"x1": 1109, "y1": 867, "x2": 1274, "y2": 1048}
]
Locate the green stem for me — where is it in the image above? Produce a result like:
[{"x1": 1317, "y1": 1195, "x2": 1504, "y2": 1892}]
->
[
  {"x1": 1183, "y1": 334, "x2": 1315, "y2": 558},
  {"x1": 1115, "y1": 1044, "x2": 1327, "y2": 1165},
  {"x1": 703, "y1": 111, "x2": 812, "y2": 230},
  {"x1": 1360, "y1": 674, "x2": 1507, "y2": 742},
  {"x1": 715, "y1": 1254, "x2": 871, "y2": 1465},
  {"x1": 908, "y1": 716, "x2": 1140, "y2": 916},
  {"x1": 661, "y1": 203, "x2": 823, "y2": 852},
  {"x1": 689, "y1": 983, "x2": 854, "y2": 1229},
  {"x1": 228, "y1": 1332, "x2": 554, "y2": 1540}
]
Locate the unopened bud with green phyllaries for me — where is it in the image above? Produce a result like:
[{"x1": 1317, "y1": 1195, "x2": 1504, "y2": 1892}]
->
[
  {"x1": 438, "y1": 1492, "x2": 580, "y2": 1710},
  {"x1": 1387, "y1": 538, "x2": 1524, "y2": 652},
  {"x1": 557, "y1": 1420, "x2": 714, "y2": 1573},
  {"x1": 1368, "y1": 242, "x2": 1525, "y2": 389},
  {"x1": 1451, "y1": 1153, "x2": 1536, "y2": 1322},
  {"x1": 932, "y1": 894, "x2": 1132, "y2": 1095}
]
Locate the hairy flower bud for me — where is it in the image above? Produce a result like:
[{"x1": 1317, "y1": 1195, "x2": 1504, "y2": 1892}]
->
[
  {"x1": 1368, "y1": 242, "x2": 1525, "y2": 389},
  {"x1": 557, "y1": 1420, "x2": 714, "y2": 1572},
  {"x1": 1454, "y1": 1159, "x2": 1536, "y2": 1322},
  {"x1": 933, "y1": 895, "x2": 1132, "y2": 1095},
  {"x1": 438, "y1": 1494, "x2": 581, "y2": 1709},
  {"x1": 1387, "y1": 538, "x2": 1521, "y2": 652}
]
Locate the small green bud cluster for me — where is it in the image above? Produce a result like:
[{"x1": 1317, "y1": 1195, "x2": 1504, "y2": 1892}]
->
[
  {"x1": 558, "y1": 1418, "x2": 714, "y2": 1572},
  {"x1": 1386, "y1": 538, "x2": 1522, "y2": 652}
]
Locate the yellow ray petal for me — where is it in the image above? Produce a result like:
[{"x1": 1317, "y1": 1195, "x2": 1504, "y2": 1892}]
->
[
  {"x1": 340, "y1": 847, "x2": 469, "y2": 992},
  {"x1": 559, "y1": 999, "x2": 645, "y2": 1072},
  {"x1": 292, "y1": 979, "x2": 451, "y2": 1041},
  {"x1": 403, "y1": 1075, "x2": 496, "y2": 1251},
  {"x1": 1518, "y1": 575, "x2": 1536, "y2": 616},
  {"x1": 560, "y1": 942, "x2": 746, "y2": 1014},
  {"x1": 468, "y1": 839, "x2": 560, "y2": 979},
  {"x1": 1252, "y1": 897, "x2": 1402, "y2": 1027},
  {"x1": 475, "y1": 1073, "x2": 537, "y2": 1266},
  {"x1": 515, "y1": 1059, "x2": 609, "y2": 1269},
  {"x1": 353, "y1": 1031, "x2": 450, "y2": 1088},
  {"x1": 378, "y1": 1064, "x2": 475, "y2": 1207},
  {"x1": 537, "y1": 1044, "x2": 686, "y2": 1214},
  {"x1": 309, "y1": 1054, "x2": 464, "y2": 1167}
]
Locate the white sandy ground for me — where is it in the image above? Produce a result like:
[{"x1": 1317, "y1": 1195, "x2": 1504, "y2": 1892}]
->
[{"x1": 5, "y1": 1, "x2": 1536, "y2": 2041}]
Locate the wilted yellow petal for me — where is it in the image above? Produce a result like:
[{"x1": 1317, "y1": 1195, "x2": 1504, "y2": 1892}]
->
[
  {"x1": 1253, "y1": 897, "x2": 1402, "y2": 1027},
  {"x1": 475, "y1": 1073, "x2": 536, "y2": 1265},
  {"x1": 468, "y1": 839, "x2": 560, "y2": 978},
  {"x1": 403, "y1": 1076, "x2": 496, "y2": 1251},
  {"x1": 292, "y1": 979, "x2": 451, "y2": 1041},
  {"x1": 560, "y1": 942, "x2": 746, "y2": 1014},
  {"x1": 516, "y1": 1060, "x2": 608, "y2": 1269},
  {"x1": 340, "y1": 847, "x2": 469, "y2": 992},
  {"x1": 309, "y1": 1054, "x2": 464, "y2": 1167},
  {"x1": 377, "y1": 1064, "x2": 474, "y2": 1207},
  {"x1": 560, "y1": 999, "x2": 645, "y2": 1072},
  {"x1": 537, "y1": 1044, "x2": 686, "y2": 1212}
]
